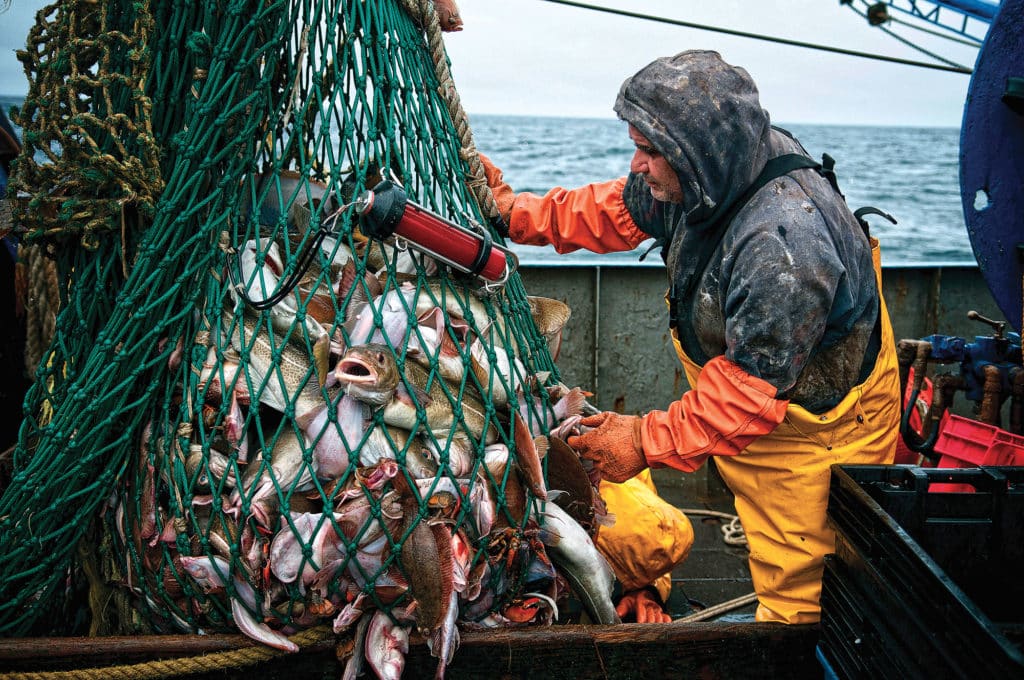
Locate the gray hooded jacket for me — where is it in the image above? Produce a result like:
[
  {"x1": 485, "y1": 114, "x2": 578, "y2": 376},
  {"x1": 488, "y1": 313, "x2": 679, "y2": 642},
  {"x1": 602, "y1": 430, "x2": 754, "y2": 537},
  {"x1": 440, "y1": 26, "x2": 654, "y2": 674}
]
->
[{"x1": 615, "y1": 50, "x2": 880, "y2": 412}]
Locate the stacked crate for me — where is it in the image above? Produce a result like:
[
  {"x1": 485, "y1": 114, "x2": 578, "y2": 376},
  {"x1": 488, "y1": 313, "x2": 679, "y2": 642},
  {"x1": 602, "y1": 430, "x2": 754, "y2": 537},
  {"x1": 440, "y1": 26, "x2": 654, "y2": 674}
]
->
[{"x1": 820, "y1": 465, "x2": 1024, "y2": 679}]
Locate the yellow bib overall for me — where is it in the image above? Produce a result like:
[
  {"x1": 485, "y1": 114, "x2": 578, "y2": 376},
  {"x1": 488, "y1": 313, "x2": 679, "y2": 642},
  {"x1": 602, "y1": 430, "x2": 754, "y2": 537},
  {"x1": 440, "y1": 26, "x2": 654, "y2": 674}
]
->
[{"x1": 674, "y1": 238, "x2": 899, "y2": 623}]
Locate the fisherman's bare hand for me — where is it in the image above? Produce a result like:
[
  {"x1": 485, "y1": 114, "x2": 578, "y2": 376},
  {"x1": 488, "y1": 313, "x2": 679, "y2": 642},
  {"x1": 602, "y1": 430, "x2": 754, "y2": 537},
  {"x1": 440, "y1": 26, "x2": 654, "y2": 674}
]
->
[
  {"x1": 616, "y1": 588, "x2": 672, "y2": 624},
  {"x1": 566, "y1": 412, "x2": 648, "y2": 484}
]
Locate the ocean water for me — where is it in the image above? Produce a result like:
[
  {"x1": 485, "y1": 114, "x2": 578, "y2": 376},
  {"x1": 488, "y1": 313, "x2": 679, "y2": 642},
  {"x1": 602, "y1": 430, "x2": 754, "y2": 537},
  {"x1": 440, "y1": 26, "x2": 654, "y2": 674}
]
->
[
  {"x1": 1, "y1": 93, "x2": 972, "y2": 267},
  {"x1": 471, "y1": 114, "x2": 973, "y2": 267}
]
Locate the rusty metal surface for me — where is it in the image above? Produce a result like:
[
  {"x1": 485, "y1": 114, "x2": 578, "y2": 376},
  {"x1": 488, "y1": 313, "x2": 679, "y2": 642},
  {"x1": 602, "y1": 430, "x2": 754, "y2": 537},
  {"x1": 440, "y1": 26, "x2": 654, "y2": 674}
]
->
[{"x1": 519, "y1": 264, "x2": 1003, "y2": 414}]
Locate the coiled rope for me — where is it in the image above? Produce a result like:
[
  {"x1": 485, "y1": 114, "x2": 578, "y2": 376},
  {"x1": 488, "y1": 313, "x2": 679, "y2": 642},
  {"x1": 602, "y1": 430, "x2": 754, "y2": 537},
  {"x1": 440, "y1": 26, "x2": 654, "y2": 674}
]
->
[
  {"x1": 19, "y1": 244, "x2": 59, "y2": 376},
  {"x1": 681, "y1": 508, "x2": 747, "y2": 548}
]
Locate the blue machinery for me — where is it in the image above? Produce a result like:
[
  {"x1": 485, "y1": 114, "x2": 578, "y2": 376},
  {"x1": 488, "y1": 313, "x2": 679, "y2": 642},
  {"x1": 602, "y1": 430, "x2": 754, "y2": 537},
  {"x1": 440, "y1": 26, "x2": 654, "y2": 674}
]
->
[
  {"x1": 863, "y1": 0, "x2": 998, "y2": 43},
  {"x1": 894, "y1": 0, "x2": 1024, "y2": 452}
]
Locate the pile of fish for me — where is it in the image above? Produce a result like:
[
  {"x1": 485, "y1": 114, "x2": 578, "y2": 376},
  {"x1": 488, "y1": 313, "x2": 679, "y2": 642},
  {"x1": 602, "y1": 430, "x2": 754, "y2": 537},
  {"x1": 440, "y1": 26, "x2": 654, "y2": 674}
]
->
[{"x1": 110, "y1": 176, "x2": 619, "y2": 678}]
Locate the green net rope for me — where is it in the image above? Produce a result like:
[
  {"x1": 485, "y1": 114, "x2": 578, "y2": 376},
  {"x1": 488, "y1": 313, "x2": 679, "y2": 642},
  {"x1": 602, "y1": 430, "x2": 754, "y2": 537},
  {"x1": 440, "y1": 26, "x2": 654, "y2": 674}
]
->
[{"x1": 1, "y1": 0, "x2": 584, "y2": 652}]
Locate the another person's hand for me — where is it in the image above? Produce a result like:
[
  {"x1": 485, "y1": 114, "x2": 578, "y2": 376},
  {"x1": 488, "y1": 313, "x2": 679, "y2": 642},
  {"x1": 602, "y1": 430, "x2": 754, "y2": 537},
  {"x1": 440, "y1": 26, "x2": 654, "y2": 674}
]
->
[
  {"x1": 566, "y1": 412, "x2": 647, "y2": 483},
  {"x1": 477, "y1": 153, "x2": 515, "y2": 228},
  {"x1": 434, "y1": 0, "x2": 464, "y2": 32},
  {"x1": 616, "y1": 588, "x2": 672, "y2": 623}
]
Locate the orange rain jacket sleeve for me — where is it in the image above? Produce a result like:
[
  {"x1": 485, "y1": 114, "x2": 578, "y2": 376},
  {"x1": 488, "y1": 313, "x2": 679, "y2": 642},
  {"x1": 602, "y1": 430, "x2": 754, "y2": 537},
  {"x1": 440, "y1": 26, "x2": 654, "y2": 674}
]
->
[
  {"x1": 639, "y1": 355, "x2": 790, "y2": 473},
  {"x1": 506, "y1": 179, "x2": 650, "y2": 254}
]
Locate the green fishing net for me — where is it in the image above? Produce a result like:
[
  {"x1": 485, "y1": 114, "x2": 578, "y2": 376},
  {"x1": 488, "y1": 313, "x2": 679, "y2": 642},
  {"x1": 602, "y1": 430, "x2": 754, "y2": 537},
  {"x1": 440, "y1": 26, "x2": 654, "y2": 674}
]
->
[{"x1": 0, "y1": 0, "x2": 583, "y2": 649}]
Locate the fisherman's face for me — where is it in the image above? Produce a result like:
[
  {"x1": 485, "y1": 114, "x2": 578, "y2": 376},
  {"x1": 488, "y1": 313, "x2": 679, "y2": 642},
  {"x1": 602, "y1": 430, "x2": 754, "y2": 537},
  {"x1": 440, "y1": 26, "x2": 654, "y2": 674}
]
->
[{"x1": 628, "y1": 124, "x2": 684, "y2": 204}]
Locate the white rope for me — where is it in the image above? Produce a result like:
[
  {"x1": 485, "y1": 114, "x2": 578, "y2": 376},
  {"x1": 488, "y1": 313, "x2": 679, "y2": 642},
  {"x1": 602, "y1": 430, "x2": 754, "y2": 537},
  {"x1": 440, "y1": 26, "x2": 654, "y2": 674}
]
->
[{"x1": 680, "y1": 508, "x2": 748, "y2": 548}]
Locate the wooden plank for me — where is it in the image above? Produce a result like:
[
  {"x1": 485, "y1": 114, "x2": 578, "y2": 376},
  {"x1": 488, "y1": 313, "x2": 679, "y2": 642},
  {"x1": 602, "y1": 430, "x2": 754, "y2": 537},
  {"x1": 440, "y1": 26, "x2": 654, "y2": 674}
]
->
[{"x1": 0, "y1": 623, "x2": 822, "y2": 679}]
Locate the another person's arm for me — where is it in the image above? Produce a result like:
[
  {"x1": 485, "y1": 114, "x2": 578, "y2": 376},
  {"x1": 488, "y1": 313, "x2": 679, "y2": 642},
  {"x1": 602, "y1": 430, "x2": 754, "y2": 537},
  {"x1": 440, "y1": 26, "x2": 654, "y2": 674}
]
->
[{"x1": 480, "y1": 155, "x2": 648, "y2": 254}]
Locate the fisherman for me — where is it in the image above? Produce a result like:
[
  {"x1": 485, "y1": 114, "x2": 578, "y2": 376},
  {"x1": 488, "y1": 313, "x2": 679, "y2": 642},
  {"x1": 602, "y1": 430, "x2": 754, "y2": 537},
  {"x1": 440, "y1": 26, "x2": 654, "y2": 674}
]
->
[
  {"x1": 598, "y1": 473, "x2": 692, "y2": 623},
  {"x1": 479, "y1": 49, "x2": 901, "y2": 624}
]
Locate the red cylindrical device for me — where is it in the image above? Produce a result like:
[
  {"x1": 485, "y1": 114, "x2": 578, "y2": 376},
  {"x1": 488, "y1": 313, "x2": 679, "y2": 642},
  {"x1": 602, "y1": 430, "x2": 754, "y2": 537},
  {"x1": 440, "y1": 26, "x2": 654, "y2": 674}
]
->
[{"x1": 355, "y1": 180, "x2": 510, "y2": 282}]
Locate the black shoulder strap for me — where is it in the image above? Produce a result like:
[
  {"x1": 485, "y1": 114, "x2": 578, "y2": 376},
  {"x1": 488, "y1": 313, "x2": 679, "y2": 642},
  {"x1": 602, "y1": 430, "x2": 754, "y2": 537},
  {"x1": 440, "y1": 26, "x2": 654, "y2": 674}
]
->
[{"x1": 717, "y1": 154, "x2": 823, "y2": 231}]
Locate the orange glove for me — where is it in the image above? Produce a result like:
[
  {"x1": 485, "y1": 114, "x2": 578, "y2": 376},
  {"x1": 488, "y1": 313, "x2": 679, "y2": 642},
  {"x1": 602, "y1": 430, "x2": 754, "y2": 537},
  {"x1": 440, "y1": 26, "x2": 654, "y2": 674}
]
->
[
  {"x1": 567, "y1": 412, "x2": 647, "y2": 484},
  {"x1": 478, "y1": 153, "x2": 515, "y2": 230},
  {"x1": 434, "y1": 0, "x2": 463, "y2": 32},
  {"x1": 616, "y1": 588, "x2": 672, "y2": 623}
]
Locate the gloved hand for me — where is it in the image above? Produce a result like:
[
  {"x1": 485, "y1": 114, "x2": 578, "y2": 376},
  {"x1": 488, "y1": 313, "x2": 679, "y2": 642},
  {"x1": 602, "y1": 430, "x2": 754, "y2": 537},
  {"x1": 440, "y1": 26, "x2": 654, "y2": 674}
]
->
[
  {"x1": 616, "y1": 588, "x2": 672, "y2": 624},
  {"x1": 434, "y1": 0, "x2": 464, "y2": 32},
  {"x1": 478, "y1": 153, "x2": 515, "y2": 231},
  {"x1": 567, "y1": 412, "x2": 647, "y2": 484}
]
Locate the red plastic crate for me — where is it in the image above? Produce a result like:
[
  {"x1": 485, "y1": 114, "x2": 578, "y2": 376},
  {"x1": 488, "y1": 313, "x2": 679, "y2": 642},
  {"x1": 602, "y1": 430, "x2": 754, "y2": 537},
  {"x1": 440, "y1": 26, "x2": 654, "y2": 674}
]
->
[{"x1": 931, "y1": 415, "x2": 1024, "y2": 492}]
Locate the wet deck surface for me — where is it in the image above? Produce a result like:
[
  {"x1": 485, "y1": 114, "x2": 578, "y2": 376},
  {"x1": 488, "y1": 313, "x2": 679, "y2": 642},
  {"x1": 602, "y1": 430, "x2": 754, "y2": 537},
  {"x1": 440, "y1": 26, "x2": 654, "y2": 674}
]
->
[{"x1": 651, "y1": 462, "x2": 759, "y2": 620}]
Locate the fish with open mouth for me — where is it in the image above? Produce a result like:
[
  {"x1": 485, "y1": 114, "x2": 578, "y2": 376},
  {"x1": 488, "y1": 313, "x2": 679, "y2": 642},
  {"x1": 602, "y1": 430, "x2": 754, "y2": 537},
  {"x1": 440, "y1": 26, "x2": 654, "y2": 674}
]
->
[{"x1": 333, "y1": 343, "x2": 497, "y2": 444}]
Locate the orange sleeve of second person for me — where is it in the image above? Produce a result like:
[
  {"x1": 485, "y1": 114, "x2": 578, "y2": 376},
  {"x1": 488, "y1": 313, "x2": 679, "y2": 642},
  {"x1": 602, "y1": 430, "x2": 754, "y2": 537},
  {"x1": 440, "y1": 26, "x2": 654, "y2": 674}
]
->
[{"x1": 506, "y1": 177, "x2": 650, "y2": 254}]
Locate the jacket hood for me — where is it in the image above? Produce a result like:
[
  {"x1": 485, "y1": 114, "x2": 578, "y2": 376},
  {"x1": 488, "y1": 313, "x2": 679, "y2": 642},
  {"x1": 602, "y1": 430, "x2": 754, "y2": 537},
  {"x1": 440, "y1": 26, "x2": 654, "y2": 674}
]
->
[{"x1": 614, "y1": 50, "x2": 771, "y2": 230}]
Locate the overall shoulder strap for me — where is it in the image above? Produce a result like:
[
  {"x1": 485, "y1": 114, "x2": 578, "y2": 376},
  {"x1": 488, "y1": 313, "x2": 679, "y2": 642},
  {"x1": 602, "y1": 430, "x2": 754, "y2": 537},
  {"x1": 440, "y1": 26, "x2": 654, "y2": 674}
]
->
[{"x1": 669, "y1": 154, "x2": 821, "y2": 328}]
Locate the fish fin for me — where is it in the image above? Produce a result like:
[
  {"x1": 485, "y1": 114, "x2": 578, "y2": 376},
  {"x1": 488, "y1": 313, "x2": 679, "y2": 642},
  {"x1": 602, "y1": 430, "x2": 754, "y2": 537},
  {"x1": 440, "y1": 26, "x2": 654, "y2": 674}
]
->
[
  {"x1": 554, "y1": 387, "x2": 588, "y2": 421},
  {"x1": 439, "y1": 329, "x2": 460, "y2": 358},
  {"x1": 394, "y1": 382, "x2": 418, "y2": 408},
  {"x1": 336, "y1": 259, "x2": 357, "y2": 299},
  {"x1": 306, "y1": 294, "x2": 336, "y2": 327},
  {"x1": 448, "y1": 317, "x2": 471, "y2": 345},
  {"x1": 527, "y1": 296, "x2": 570, "y2": 331},
  {"x1": 548, "y1": 332, "x2": 564, "y2": 362},
  {"x1": 533, "y1": 435, "x2": 549, "y2": 460},
  {"x1": 512, "y1": 411, "x2": 548, "y2": 500},
  {"x1": 313, "y1": 335, "x2": 331, "y2": 388},
  {"x1": 230, "y1": 597, "x2": 299, "y2": 652},
  {"x1": 410, "y1": 383, "x2": 432, "y2": 407},
  {"x1": 416, "y1": 305, "x2": 445, "y2": 332}
]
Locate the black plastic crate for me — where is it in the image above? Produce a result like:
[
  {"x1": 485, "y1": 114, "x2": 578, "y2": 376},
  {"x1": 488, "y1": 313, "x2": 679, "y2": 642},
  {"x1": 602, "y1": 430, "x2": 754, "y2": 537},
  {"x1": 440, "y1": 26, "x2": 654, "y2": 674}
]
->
[{"x1": 820, "y1": 465, "x2": 1024, "y2": 679}]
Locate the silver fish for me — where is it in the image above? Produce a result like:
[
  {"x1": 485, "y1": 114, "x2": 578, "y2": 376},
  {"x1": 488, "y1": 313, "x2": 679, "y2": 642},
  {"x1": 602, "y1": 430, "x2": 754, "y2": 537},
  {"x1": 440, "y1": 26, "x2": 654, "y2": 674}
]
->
[
  {"x1": 178, "y1": 555, "x2": 299, "y2": 652},
  {"x1": 537, "y1": 502, "x2": 620, "y2": 625},
  {"x1": 428, "y1": 591, "x2": 461, "y2": 678}
]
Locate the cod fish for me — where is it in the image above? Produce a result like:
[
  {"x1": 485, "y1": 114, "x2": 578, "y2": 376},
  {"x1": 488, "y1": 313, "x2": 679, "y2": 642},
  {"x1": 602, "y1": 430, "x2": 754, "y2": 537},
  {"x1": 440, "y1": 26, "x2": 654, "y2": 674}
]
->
[
  {"x1": 234, "y1": 428, "x2": 316, "y2": 528},
  {"x1": 222, "y1": 308, "x2": 333, "y2": 428},
  {"x1": 527, "y1": 295, "x2": 571, "y2": 362},
  {"x1": 334, "y1": 343, "x2": 496, "y2": 443},
  {"x1": 537, "y1": 502, "x2": 620, "y2": 625}
]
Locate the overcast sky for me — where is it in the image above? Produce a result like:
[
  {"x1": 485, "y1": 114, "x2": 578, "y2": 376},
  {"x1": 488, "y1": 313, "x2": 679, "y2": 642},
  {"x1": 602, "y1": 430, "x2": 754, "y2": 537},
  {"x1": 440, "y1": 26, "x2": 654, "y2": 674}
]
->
[{"x1": 1, "y1": 0, "x2": 988, "y2": 127}]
